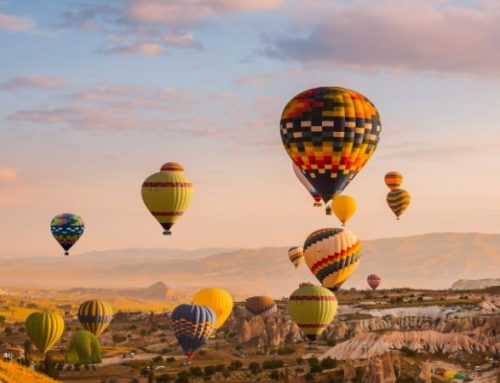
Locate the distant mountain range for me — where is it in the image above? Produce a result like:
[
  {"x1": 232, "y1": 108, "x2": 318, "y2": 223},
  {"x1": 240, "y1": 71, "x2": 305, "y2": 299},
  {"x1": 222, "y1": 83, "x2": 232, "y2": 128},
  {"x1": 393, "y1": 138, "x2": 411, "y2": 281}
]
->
[
  {"x1": 1, "y1": 233, "x2": 499, "y2": 298},
  {"x1": 451, "y1": 278, "x2": 500, "y2": 290}
]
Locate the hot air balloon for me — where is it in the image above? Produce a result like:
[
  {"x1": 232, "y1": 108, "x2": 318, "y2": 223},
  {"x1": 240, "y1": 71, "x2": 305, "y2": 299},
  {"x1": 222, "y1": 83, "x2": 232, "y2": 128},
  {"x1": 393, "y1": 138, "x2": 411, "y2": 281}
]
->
[
  {"x1": 78, "y1": 300, "x2": 113, "y2": 337},
  {"x1": 66, "y1": 330, "x2": 102, "y2": 365},
  {"x1": 367, "y1": 274, "x2": 381, "y2": 290},
  {"x1": 332, "y1": 195, "x2": 357, "y2": 226},
  {"x1": 384, "y1": 171, "x2": 403, "y2": 190},
  {"x1": 25, "y1": 311, "x2": 64, "y2": 355},
  {"x1": 171, "y1": 304, "x2": 216, "y2": 361},
  {"x1": 192, "y1": 288, "x2": 233, "y2": 329},
  {"x1": 288, "y1": 246, "x2": 304, "y2": 269},
  {"x1": 438, "y1": 371, "x2": 470, "y2": 380},
  {"x1": 386, "y1": 189, "x2": 411, "y2": 220},
  {"x1": 245, "y1": 296, "x2": 277, "y2": 317},
  {"x1": 303, "y1": 228, "x2": 362, "y2": 291},
  {"x1": 288, "y1": 284, "x2": 337, "y2": 341},
  {"x1": 280, "y1": 87, "x2": 382, "y2": 205},
  {"x1": 50, "y1": 213, "x2": 84, "y2": 256},
  {"x1": 292, "y1": 163, "x2": 322, "y2": 207},
  {"x1": 141, "y1": 162, "x2": 193, "y2": 235}
]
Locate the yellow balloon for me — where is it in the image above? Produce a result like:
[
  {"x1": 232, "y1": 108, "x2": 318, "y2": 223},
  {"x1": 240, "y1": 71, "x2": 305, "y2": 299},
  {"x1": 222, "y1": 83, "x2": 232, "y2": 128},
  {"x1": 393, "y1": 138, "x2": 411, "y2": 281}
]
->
[
  {"x1": 332, "y1": 195, "x2": 357, "y2": 226},
  {"x1": 25, "y1": 311, "x2": 64, "y2": 355},
  {"x1": 192, "y1": 288, "x2": 233, "y2": 329},
  {"x1": 142, "y1": 162, "x2": 193, "y2": 235}
]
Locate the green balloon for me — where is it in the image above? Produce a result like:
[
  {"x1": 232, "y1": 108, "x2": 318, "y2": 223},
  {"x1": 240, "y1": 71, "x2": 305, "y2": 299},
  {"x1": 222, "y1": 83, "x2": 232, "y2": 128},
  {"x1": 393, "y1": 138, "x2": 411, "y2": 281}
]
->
[
  {"x1": 66, "y1": 330, "x2": 102, "y2": 365},
  {"x1": 25, "y1": 311, "x2": 64, "y2": 354}
]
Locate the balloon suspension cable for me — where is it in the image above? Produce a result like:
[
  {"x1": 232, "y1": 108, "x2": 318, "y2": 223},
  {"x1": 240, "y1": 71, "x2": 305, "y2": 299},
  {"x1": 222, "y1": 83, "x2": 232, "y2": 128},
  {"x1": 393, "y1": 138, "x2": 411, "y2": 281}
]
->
[{"x1": 163, "y1": 230, "x2": 172, "y2": 235}]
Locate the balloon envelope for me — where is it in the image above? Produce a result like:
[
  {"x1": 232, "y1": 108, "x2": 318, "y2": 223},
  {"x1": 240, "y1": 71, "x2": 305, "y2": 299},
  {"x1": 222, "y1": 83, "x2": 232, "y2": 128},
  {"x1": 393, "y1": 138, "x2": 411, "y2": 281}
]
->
[
  {"x1": 280, "y1": 87, "x2": 382, "y2": 204},
  {"x1": 192, "y1": 288, "x2": 233, "y2": 329},
  {"x1": 171, "y1": 304, "x2": 216, "y2": 360},
  {"x1": 50, "y1": 213, "x2": 84, "y2": 256},
  {"x1": 141, "y1": 162, "x2": 193, "y2": 235},
  {"x1": 245, "y1": 296, "x2": 277, "y2": 317},
  {"x1": 66, "y1": 330, "x2": 102, "y2": 365},
  {"x1": 292, "y1": 163, "x2": 322, "y2": 206},
  {"x1": 332, "y1": 195, "x2": 357, "y2": 225},
  {"x1": 367, "y1": 274, "x2": 381, "y2": 290},
  {"x1": 78, "y1": 300, "x2": 113, "y2": 337},
  {"x1": 288, "y1": 246, "x2": 304, "y2": 269},
  {"x1": 288, "y1": 285, "x2": 338, "y2": 340},
  {"x1": 303, "y1": 228, "x2": 362, "y2": 291},
  {"x1": 386, "y1": 189, "x2": 411, "y2": 219},
  {"x1": 25, "y1": 311, "x2": 64, "y2": 354},
  {"x1": 384, "y1": 171, "x2": 403, "y2": 190}
]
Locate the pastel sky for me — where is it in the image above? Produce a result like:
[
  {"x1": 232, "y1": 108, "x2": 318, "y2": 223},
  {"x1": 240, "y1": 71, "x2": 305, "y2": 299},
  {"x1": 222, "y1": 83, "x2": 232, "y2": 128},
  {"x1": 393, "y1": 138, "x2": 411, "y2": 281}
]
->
[{"x1": 1, "y1": 0, "x2": 499, "y2": 257}]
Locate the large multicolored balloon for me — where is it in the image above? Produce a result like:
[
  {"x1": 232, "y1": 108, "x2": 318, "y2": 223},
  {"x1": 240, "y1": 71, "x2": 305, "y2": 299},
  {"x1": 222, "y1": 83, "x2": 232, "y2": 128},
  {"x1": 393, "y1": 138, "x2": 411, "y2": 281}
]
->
[
  {"x1": 78, "y1": 300, "x2": 113, "y2": 337},
  {"x1": 50, "y1": 213, "x2": 84, "y2": 256},
  {"x1": 141, "y1": 162, "x2": 193, "y2": 235},
  {"x1": 66, "y1": 330, "x2": 102, "y2": 365},
  {"x1": 192, "y1": 288, "x2": 233, "y2": 329},
  {"x1": 367, "y1": 274, "x2": 381, "y2": 290},
  {"x1": 280, "y1": 87, "x2": 382, "y2": 204},
  {"x1": 25, "y1": 311, "x2": 64, "y2": 355},
  {"x1": 332, "y1": 195, "x2": 357, "y2": 226},
  {"x1": 438, "y1": 371, "x2": 470, "y2": 380},
  {"x1": 292, "y1": 163, "x2": 322, "y2": 207},
  {"x1": 171, "y1": 304, "x2": 216, "y2": 361},
  {"x1": 386, "y1": 189, "x2": 411, "y2": 220},
  {"x1": 288, "y1": 246, "x2": 304, "y2": 269},
  {"x1": 245, "y1": 296, "x2": 277, "y2": 317},
  {"x1": 384, "y1": 171, "x2": 403, "y2": 190},
  {"x1": 288, "y1": 285, "x2": 338, "y2": 341},
  {"x1": 303, "y1": 228, "x2": 362, "y2": 291}
]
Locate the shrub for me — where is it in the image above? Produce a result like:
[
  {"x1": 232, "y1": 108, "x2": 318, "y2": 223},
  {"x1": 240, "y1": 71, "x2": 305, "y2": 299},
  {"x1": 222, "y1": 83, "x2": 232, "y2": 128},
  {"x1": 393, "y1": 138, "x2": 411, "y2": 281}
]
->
[
  {"x1": 307, "y1": 357, "x2": 319, "y2": 368},
  {"x1": 166, "y1": 357, "x2": 176, "y2": 363},
  {"x1": 227, "y1": 360, "x2": 243, "y2": 371},
  {"x1": 175, "y1": 371, "x2": 190, "y2": 383},
  {"x1": 296, "y1": 357, "x2": 304, "y2": 365},
  {"x1": 262, "y1": 359, "x2": 284, "y2": 370},
  {"x1": 320, "y1": 357, "x2": 337, "y2": 369},
  {"x1": 215, "y1": 364, "x2": 225, "y2": 372},
  {"x1": 309, "y1": 364, "x2": 323, "y2": 373},
  {"x1": 269, "y1": 370, "x2": 280, "y2": 381},
  {"x1": 304, "y1": 372, "x2": 315, "y2": 381},
  {"x1": 130, "y1": 379, "x2": 140, "y2": 383},
  {"x1": 112, "y1": 333, "x2": 127, "y2": 343},
  {"x1": 156, "y1": 374, "x2": 172, "y2": 382},
  {"x1": 153, "y1": 356, "x2": 163, "y2": 363},
  {"x1": 204, "y1": 365, "x2": 216, "y2": 377},
  {"x1": 249, "y1": 362, "x2": 260, "y2": 374},
  {"x1": 190, "y1": 367, "x2": 203, "y2": 377}
]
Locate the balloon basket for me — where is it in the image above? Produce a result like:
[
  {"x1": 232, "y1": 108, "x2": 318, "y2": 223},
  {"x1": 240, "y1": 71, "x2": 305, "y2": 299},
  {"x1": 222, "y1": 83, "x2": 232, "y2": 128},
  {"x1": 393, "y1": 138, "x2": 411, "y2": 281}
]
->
[
  {"x1": 64, "y1": 251, "x2": 69, "y2": 256},
  {"x1": 163, "y1": 230, "x2": 172, "y2": 235},
  {"x1": 313, "y1": 203, "x2": 322, "y2": 207}
]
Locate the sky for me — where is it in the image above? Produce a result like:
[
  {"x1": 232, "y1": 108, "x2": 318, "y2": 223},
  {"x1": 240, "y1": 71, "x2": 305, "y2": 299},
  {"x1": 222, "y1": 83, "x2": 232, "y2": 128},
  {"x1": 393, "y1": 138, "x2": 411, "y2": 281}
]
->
[{"x1": 1, "y1": 0, "x2": 499, "y2": 257}]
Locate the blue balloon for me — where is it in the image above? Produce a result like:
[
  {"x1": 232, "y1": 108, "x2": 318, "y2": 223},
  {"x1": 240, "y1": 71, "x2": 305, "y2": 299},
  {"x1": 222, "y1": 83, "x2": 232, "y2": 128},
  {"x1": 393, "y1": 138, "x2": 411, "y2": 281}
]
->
[{"x1": 171, "y1": 304, "x2": 216, "y2": 360}]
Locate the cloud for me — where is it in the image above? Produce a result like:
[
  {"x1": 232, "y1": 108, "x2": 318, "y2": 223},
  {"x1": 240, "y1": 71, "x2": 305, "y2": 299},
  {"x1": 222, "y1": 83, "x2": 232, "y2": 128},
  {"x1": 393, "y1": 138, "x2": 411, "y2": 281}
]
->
[
  {"x1": 0, "y1": 167, "x2": 17, "y2": 185},
  {"x1": 0, "y1": 12, "x2": 35, "y2": 32},
  {"x1": 59, "y1": 0, "x2": 283, "y2": 55},
  {"x1": 0, "y1": 75, "x2": 68, "y2": 92},
  {"x1": 263, "y1": 0, "x2": 500, "y2": 76},
  {"x1": 101, "y1": 41, "x2": 164, "y2": 56}
]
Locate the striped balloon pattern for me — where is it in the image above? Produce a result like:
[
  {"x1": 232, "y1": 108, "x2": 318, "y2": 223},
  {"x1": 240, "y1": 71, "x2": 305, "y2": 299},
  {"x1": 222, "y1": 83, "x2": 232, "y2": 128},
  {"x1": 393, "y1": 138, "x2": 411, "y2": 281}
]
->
[
  {"x1": 245, "y1": 296, "x2": 277, "y2": 317},
  {"x1": 171, "y1": 304, "x2": 216, "y2": 360},
  {"x1": 288, "y1": 285, "x2": 338, "y2": 341},
  {"x1": 288, "y1": 246, "x2": 304, "y2": 269},
  {"x1": 292, "y1": 163, "x2": 322, "y2": 207},
  {"x1": 386, "y1": 189, "x2": 411, "y2": 220},
  {"x1": 303, "y1": 228, "x2": 362, "y2": 291},
  {"x1": 384, "y1": 171, "x2": 403, "y2": 190},
  {"x1": 280, "y1": 87, "x2": 382, "y2": 204},
  {"x1": 25, "y1": 311, "x2": 64, "y2": 355},
  {"x1": 367, "y1": 274, "x2": 382, "y2": 290},
  {"x1": 141, "y1": 162, "x2": 193, "y2": 235},
  {"x1": 78, "y1": 300, "x2": 113, "y2": 337},
  {"x1": 50, "y1": 213, "x2": 84, "y2": 256}
]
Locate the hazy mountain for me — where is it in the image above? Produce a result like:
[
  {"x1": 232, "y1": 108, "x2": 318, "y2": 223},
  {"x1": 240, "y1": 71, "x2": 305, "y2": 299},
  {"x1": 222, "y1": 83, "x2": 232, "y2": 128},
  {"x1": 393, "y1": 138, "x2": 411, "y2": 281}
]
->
[
  {"x1": 1, "y1": 233, "x2": 499, "y2": 297},
  {"x1": 451, "y1": 278, "x2": 500, "y2": 290}
]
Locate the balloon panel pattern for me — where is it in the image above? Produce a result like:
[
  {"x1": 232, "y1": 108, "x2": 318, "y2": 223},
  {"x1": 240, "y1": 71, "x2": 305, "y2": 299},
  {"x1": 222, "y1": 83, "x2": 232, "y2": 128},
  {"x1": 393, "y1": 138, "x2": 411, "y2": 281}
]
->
[
  {"x1": 78, "y1": 300, "x2": 113, "y2": 337},
  {"x1": 50, "y1": 213, "x2": 84, "y2": 252},
  {"x1": 25, "y1": 311, "x2": 64, "y2": 354},
  {"x1": 141, "y1": 162, "x2": 193, "y2": 234},
  {"x1": 384, "y1": 171, "x2": 403, "y2": 190},
  {"x1": 280, "y1": 87, "x2": 381, "y2": 203},
  {"x1": 303, "y1": 228, "x2": 362, "y2": 291},
  {"x1": 288, "y1": 246, "x2": 304, "y2": 268},
  {"x1": 287, "y1": 285, "x2": 337, "y2": 340},
  {"x1": 171, "y1": 304, "x2": 216, "y2": 359},
  {"x1": 386, "y1": 189, "x2": 411, "y2": 219}
]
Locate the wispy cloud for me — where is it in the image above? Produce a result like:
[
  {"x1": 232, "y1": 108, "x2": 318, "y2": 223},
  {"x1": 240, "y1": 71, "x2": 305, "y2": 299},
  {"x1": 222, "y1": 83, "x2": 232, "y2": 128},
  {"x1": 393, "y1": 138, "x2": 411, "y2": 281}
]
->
[
  {"x1": 59, "y1": 0, "x2": 283, "y2": 55},
  {"x1": 0, "y1": 75, "x2": 68, "y2": 92},
  {"x1": 0, "y1": 12, "x2": 35, "y2": 33},
  {"x1": 263, "y1": 0, "x2": 500, "y2": 77}
]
